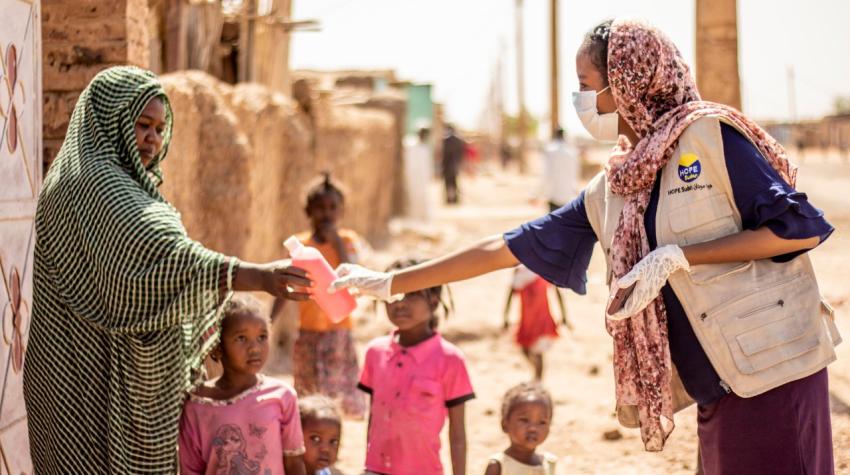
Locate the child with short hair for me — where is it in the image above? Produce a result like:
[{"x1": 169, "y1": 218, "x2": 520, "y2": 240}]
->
[
  {"x1": 274, "y1": 172, "x2": 366, "y2": 418},
  {"x1": 179, "y1": 294, "x2": 306, "y2": 475},
  {"x1": 485, "y1": 382, "x2": 557, "y2": 475},
  {"x1": 358, "y1": 259, "x2": 474, "y2": 475},
  {"x1": 298, "y1": 395, "x2": 346, "y2": 475}
]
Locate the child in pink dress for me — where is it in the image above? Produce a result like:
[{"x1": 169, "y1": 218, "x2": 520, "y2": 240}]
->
[
  {"x1": 358, "y1": 259, "x2": 475, "y2": 475},
  {"x1": 179, "y1": 294, "x2": 306, "y2": 475},
  {"x1": 504, "y1": 265, "x2": 567, "y2": 381}
]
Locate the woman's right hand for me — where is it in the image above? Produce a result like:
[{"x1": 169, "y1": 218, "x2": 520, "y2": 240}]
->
[{"x1": 234, "y1": 261, "x2": 312, "y2": 301}]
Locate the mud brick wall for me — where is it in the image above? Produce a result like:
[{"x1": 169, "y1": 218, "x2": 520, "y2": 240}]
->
[
  {"x1": 41, "y1": 0, "x2": 150, "y2": 171},
  {"x1": 158, "y1": 72, "x2": 400, "y2": 263}
]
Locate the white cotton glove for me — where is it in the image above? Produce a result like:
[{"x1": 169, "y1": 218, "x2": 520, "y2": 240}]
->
[
  {"x1": 329, "y1": 263, "x2": 397, "y2": 301},
  {"x1": 606, "y1": 244, "x2": 690, "y2": 320}
]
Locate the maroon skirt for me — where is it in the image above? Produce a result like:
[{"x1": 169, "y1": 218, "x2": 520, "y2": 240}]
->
[{"x1": 697, "y1": 368, "x2": 833, "y2": 475}]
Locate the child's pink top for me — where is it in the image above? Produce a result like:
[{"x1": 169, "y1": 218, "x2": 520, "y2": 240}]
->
[
  {"x1": 358, "y1": 332, "x2": 475, "y2": 475},
  {"x1": 179, "y1": 375, "x2": 305, "y2": 475}
]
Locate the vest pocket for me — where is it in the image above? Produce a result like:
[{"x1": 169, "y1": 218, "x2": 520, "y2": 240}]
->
[
  {"x1": 668, "y1": 193, "x2": 748, "y2": 283},
  {"x1": 708, "y1": 274, "x2": 821, "y2": 374},
  {"x1": 668, "y1": 193, "x2": 737, "y2": 246}
]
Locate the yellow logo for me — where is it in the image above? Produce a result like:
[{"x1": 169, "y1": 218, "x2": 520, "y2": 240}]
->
[{"x1": 677, "y1": 153, "x2": 701, "y2": 183}]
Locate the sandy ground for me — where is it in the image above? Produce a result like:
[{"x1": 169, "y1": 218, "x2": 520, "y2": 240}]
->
[{"x1": 270, "y1": 152, "x2": 850, "y2": 475}]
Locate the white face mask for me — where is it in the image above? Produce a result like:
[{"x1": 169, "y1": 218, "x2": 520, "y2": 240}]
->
[{"x1": 572, "y1": 86, "x2": 619, "y2": 142}]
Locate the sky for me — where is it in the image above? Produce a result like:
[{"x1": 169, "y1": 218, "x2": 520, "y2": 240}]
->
[{"x1": 289, "y1": 0, "x2": 850, "y2": 135}]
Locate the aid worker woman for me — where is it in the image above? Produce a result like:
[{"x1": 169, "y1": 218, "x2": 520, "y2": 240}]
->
[{"x1": 331, "y1": 19, "x2": 840, "y2": 474}]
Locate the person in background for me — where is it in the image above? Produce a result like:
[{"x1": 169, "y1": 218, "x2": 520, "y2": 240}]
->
[
  {"x1": 403, "y1": 126, "x2": 434, "y2": 222},
  {"x1": 503, "y1": 265, "x2": 567, "y2": 381},
  {"x1": 273, "y1": 172, "x2": 367, "y2": 418},
  {"x1": 442, "y1": 124, "x2": 467, "y2": 204},
  {"x1": 535, "y1": 126, "x2": 580, "y2": 348},
  {"x1": 540, "y1": 127, "x2": 580, "y2": 212},
  {"x1": 500, "y1": 142, "x2": 513, "y2": 170}
]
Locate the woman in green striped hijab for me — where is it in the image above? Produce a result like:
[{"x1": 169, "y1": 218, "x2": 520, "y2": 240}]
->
[{"x1": 24, "y1": 66, "x2": 311, "y2": 473}]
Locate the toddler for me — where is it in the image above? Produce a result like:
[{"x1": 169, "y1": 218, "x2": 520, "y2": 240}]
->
[
  {"x1": 299, "y1": 395, "x2": 346, "y2": 475},
  {"x1": 485, "y1": 382, "x2": 557, "y2": 475}
]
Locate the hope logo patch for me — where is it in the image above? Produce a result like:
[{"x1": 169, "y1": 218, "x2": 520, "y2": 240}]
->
[{"x1": 678, "y1": 153, "x2": 701, "y2": 183}]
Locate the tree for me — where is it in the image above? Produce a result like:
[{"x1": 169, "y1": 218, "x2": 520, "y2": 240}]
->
[
  {"x1": 502, "y1": 112, "x2": 538, "y2": 139},
  {"x1": 833, "y1": 96, "x2": 850, "y2": 115}
]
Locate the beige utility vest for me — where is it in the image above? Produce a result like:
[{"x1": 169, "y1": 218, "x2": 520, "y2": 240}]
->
[{"x1": 585, "y1": 116, "x2": 841, "y2": 424}]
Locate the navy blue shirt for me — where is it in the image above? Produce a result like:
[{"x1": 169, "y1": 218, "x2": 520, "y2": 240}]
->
[{"x1": 505, "y1": 124, "x2": 833, "y2": 405}]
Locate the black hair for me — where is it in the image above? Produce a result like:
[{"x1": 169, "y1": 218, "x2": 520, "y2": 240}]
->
[
  {"x1": 304, "y1": 171, "x2": 346, "y2": 209},
  {"x1": 500, "y1": 382, "x2": 553, "y2": 424},
  {"x1": 298, "y1": 394, "x2": 342, "y2": 428},
  {"x1": 221, "y1": 293, "x2": 266, "y2": 335},
  {"x1": 581, "y1": 19, "x2": 614, "y2": 86},
  {"x1": 384, "y1": 258, "x2": 453, "y2": 329}
]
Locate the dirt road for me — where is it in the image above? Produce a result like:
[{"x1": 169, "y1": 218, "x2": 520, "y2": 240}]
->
[{"x1": 273, "y1": 153, "x2": 850, "y2": 474}]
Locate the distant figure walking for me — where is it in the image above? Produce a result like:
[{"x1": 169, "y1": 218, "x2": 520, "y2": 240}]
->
[
  {"x1": 540, "y1": 127, "x2": 580, "y2": 212},
  {"x1": 403, "y1": 127, "x2": 434, "y2": 221},
  {"x1": 442, "y1": 124, "x2": 466, "y2": 204}
]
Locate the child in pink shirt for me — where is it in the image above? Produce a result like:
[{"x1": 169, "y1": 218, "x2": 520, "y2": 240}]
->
[
  {"x1": 358, "y1": 259, "x2": 475, "y2": 475},
  {"x1": 179, "y1": 294, "x2": 306, "y2": 475}
]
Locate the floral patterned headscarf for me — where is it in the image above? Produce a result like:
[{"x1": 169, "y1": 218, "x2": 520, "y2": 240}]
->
[{"x1": 602, "y1": 18, "x2": 796, "y2": 451}]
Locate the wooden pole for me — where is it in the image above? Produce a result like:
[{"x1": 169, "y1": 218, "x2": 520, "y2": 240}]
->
[
  {"x1": 695, "y1": 0, "x2": 741, "y2": 109},
  {"x1": 550, "y1": 0, "x2": 559, "y2": 137},
  {"x1": 515, "y1": 0, "x2": 527, "y2": 174},
  {"x1": 238, "y1": 0, "x2": 256, "y2": 82},
  {"x1": 787, "y1": 65, "x2": 797, "y2": 121},
  {"x1": 253, "y1": 0, "x2": 293, "y2": 92}
]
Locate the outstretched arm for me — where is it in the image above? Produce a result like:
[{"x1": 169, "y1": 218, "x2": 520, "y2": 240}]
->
[
  {"x1": 390, "y1": 235, "x2": 519, "y2": 295},
  {"x1": 233, "y1": 261, "x2": 312, "y2": 300},
  {"x1": 332, "y1": 235, "x2": 519, "y2": 300}
]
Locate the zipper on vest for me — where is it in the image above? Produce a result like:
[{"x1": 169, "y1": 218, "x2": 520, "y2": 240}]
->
[
  {"x1": 736, "y1": 299, "x2": 785, "y2": 319},
  {"x1": 700, "y1": 298, "x2": 786, "y2": 322},
  {"x1": 719, "y1": 380, "x2": 731, "y2": 394},
  {"x1": 698, "y1": 273, "x2": 801, "y2": 321}
]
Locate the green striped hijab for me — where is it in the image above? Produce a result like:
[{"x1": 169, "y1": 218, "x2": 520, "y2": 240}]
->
[{"x1": 24, "y1": 66, "x2": 235, "y2": 473}]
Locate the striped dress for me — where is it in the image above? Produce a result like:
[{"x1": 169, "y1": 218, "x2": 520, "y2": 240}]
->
[{"x1": 23, "y1": 66, "x2": 235, "y2": 474}]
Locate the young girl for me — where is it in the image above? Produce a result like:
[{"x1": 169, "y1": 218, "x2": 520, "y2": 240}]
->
[
  {"x1": 485, "y1": 383, "x2": 557, "y2": 475},
  {"x1": 179, "y1": 294, "x2": 306, "y2": 475},
  {"x1": 299, "y1": 395, "x2": 346, "y2": 475},
  {"x1": 503, "y1": 265, "x2": 568, "y2": 380},
  {"x1": 358, "y1": 259, "x2": 475, "y2": 475},
  {"x1": 274, "y1": 172, "x2": 366, "y2": 418}
]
